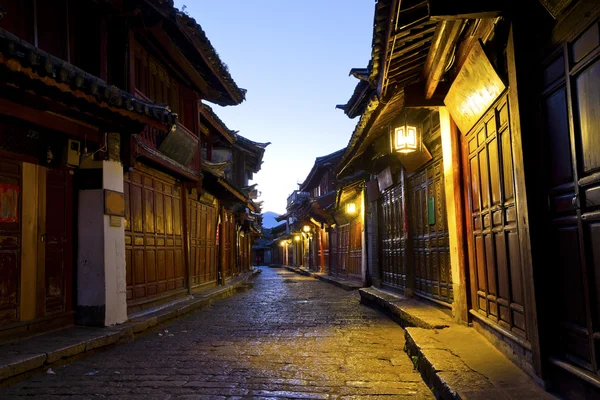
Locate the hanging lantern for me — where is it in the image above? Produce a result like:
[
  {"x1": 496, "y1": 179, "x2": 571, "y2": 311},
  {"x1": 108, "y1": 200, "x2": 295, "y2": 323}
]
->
[
  {"x1": 346, "y1": 202, "x2": 356, "y2": 215},
  {"x1": 391, "y1": 112, "x2": 419, "y2": 154}
]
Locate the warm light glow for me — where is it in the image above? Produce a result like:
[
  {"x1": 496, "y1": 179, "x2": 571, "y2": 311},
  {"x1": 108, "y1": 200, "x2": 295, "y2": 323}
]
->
[
  {"x1": 346, "y1": 203, "x2": 356, "y2": 214},
  {"x1": 294, "y1": 235, "x2": 301, "y2": 241},
  {"x1": 303, "y1": 225, "x2": 311, "y2": 233},
  {"x1": 280, "y1": 240, "x2": 287, "y2": 247},
  {"x1": 394, "y1": 125, "x2": 418, "y2": 153}
]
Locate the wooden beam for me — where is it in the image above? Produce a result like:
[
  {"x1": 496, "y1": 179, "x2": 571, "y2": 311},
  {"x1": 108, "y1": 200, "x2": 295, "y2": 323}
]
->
[
  {"x1": 428, "y1": 0, "x2": 502, "y2": 21},
  {"x1": 422, "y1": 20, "x2": 465, "y2": 99}
]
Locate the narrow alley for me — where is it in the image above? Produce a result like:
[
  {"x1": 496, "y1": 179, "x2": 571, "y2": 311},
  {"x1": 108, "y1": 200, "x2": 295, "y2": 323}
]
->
[{"x1": 0, "y1": 267, "x2": 433, "y2": 399}]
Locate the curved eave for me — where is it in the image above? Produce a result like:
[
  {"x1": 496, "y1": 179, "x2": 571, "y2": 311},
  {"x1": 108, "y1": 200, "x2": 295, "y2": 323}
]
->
[{"x1": 0, "y1": 28, "x2": 177, "y2": 130}]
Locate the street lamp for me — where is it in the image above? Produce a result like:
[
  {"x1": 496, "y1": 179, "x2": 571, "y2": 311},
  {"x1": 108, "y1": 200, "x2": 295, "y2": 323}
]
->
[
  {"x1": 294, "y1": 235, "x2": 301, "y2": 241},
  {"x1": 302, "y1": 225, "x2": 311, "y2": 233},
  {"x1": 279, "y1": 240, "x2": 287, "y2": 247}
]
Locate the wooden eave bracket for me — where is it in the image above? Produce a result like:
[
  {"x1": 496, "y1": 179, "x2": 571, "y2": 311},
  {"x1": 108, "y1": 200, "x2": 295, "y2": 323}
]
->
[{"x1": 422, "y1": 19, "x2": 466, "y2": 99}]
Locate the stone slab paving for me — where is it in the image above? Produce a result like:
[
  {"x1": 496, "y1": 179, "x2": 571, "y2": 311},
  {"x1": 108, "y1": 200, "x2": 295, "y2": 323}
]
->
[
  {"x1": 0, "y1": 271, "x2": 257, "y2": 386},
  {"x1": 0, "y1": 267, "x2": 433, "y2": 399},
  {"x1": 280, "y1": 265, "x2": 364, "y2": 291}
]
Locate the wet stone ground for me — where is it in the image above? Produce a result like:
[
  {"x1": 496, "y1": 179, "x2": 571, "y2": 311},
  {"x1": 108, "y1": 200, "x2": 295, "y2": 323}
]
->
[{"x1": 1, "y1": 267, "x2": 434, "y2": 399}]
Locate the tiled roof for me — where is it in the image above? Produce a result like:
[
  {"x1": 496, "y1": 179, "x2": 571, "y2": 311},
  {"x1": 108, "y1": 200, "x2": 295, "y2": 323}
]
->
[
  {"x1": 299, "y1": 148, "x2": 344, "y2": 192},
  {"x1": 200, "y1": 103, "x2": 236, "y2": 143},
  {"x1": 0, "y1": 28, "x2": 177, "y2": 128},
  {"x1": 147, "y1": 0, "x2": 246, "y2": 106}
]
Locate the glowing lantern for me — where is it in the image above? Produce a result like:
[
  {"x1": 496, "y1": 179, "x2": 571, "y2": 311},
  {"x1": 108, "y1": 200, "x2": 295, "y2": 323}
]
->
[{"x1": 346, "y1": 202, "x2": 356, "y2": 214}]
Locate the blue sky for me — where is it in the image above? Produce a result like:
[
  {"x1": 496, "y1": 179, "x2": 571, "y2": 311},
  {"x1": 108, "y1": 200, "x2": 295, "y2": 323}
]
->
[{"x1": 175, "y1": 0, "x2": 374, "y2": 214}]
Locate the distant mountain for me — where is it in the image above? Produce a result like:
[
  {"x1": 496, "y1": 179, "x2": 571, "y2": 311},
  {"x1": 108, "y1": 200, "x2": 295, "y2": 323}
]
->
[{"x1": 262, "y1": 211, "x2": 284, "y2": 229}]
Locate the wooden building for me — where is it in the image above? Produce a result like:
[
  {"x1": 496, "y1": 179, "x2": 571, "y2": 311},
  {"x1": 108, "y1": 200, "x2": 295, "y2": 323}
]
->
[
  {"x1": 277, "y1": 149, "x2": 368, "y2": 284},
  {"x1": 335, "y1": 0, "x2": 600, "y2": 397},
  {"x1": 297, "y1": 149, "x2": 343, "y2": 274},
  {"x1": 0, "y1": 0, "x2": 264, "y2": 342}
]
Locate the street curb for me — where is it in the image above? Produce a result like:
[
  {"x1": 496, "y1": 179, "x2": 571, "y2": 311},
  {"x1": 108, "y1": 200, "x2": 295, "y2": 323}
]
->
[
  {"x1": 359, "y1": 286, "x2": 553, "y2": 400},
  {"x1": 359, "y1": 287, "x2": 451, "y2": 329},
  {"x1": 404, "y1": 329, "x2": 457, "y2": 400},
  {"x1": 0, "y1": 269, "x2": 259, "y2": 387},
  {"x1": 282, "y1": 265, "x2": 364, "y2": 291}
]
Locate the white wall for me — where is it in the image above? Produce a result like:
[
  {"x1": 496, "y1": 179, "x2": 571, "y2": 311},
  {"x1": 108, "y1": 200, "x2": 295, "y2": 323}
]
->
[
  {"x1": 77, "y1": 160, "x2": 127, "y2": 326},
  {"x1": 102, "y1": 161, "x2": 127, "y2": 325}
]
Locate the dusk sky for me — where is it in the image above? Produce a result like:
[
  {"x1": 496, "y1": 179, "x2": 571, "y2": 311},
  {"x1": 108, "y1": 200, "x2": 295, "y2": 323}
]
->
[{"x1": 174, "y1": 0, "x2": 374, "y2": 214}]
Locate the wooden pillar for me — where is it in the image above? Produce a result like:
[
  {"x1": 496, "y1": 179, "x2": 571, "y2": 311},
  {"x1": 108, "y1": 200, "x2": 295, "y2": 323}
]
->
[
  {"x1": 360, "y1": 187, "x2": 367, "y2": 285},
  {"x1": 182, "y1": 189, "x2": 191, "y2": 293},
  {"x1": 218, "y1": 206, "x2": 225, "y2": 285},
  {"x1": 439, "y1": 107, "x2": 469, "y2": 324},
  {"x1": 20, "y1": 163, "x2": 39, "y2": 321}
]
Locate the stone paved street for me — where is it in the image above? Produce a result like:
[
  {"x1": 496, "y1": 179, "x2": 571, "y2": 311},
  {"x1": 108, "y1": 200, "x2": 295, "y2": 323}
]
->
[{"x1": 0, "y1": 267, "x2": 433, "y2": 399}]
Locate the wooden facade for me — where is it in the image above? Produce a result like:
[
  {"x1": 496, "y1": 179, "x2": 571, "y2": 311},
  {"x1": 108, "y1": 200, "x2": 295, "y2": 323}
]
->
[
  {"x1": 0, "y1": 0, "x2": 261, "y2": 340},
  {"x1": 376, "y1": 110, "x2": 452, "y2": 305},
  {"x1": 188, "y1": 192, "x2": 218, "y2": 289},
  {"x1": 124, "y1": 166, "x2": 186, "y2": 308},
  {"x1": 330, "y1": 0, "x2": 600, "y2": 396}
]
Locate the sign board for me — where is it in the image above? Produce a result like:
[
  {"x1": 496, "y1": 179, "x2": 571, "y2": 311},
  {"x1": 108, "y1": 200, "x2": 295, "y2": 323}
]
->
[
  {"x1": 104, "y1": 189, "x2": 125, "y2": 217},
  {"x1": 537, "y1": 0, "x2": 575, "y2": 18},
  {"x1": 0, "y1": 184, "x2": 18, "y2": 222},
  {"x1": 377, "y1": 167, "x2": 393, "y2": 192},
  {"x1": 444, "y1": 41, "x2": 506, "y2": 135},
  {"x1": 427, "y1": 196, "x2": 435, "y2": 226},
  {"x1": 366, "y1": 179, "x2": 380, "y2": 202},
  {"x1": 158, "y1": 124, "x2": 199, "y2": 166}
]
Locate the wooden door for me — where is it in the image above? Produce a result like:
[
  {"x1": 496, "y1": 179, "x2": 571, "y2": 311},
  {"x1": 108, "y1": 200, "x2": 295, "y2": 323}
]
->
[
  {"x1": 0, "y1": 159, "x2": 21, "y2": 324},
  {"x1": 541, "y1": 22, "x2": 600, "y2": 373},
  {"x1": 379, "y1": 182, "x2": 407, "y2": 289},
  {"x1": 124, "y1": 167, "x2": 186, "y2": 304},
  {"x1": 188, "y1": 196, "x2": 217, "y2": 288},
  {"x1": 320, "y1": 229, "x2": 329, "y2": 273},
  {"x1": 43, "y1": 168, "x2": 72, "y2": 315},
  {"x1": 336, "y1": 224, "x2": 350, "y2": 277},
  {"x1": 463, "y1": 94, "x2": 527, "y2": 339},
  {"x1": 329, "y1": 228, "x2": 338, "y2": 275},
  {"x1": 408, "y1": 159, "x2": 452, "y2": 304},
  {"x1": 222, "y1": 210, "x2": 234, "y2": 278},
  {"x1": 348, "y1": 220, "x2": 362, "y2": 277}
]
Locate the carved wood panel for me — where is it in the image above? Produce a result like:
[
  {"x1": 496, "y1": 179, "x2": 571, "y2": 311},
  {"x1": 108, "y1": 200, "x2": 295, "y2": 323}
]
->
[
  {"x1": 124, "y1": 167, "x2": 185, "y2": 304},
  {"x1": 379, "y1": 182, "x2": 407, "y2": 289},
  {"x1": 408, "y1": 159, "x2": 452, "y2": 304},
  {"x1": 0, "y1": 159, "x2": 21, "y2": 324},
  {"x1": 464, "y1": 94, "x2": 527, "y2": 338},
  {"x1": 187, "y1": 196, "x2": 217, "y2": 288}
]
